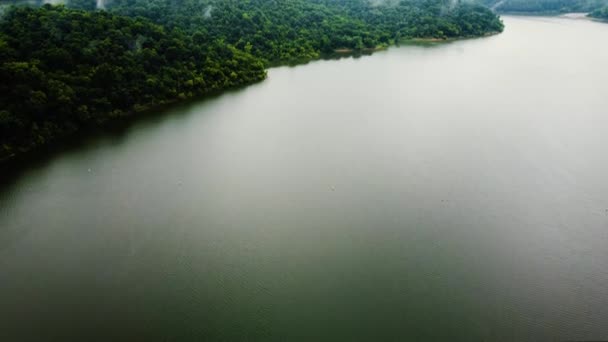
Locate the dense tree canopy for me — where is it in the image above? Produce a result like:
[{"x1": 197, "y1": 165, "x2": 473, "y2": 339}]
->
[
  {"x1": 0, "y1": 5, "x2": 266, "y2": 160},
  {"x1": 105, "y1": 0, "x2": 504, "y2": 63},
  {"x1": 482, "y1": 0, "x2": 608, "y2": 14},
  {"x1": 0, "y1": 0, "x2": 503, "y2": 161}
]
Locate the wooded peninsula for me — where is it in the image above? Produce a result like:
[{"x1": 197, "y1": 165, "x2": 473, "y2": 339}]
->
[{"x1": 0, "y1": 0, "x2": 504, "y2": 161}]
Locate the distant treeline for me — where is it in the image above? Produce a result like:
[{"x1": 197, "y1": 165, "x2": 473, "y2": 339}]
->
[
  {"x1": 0, "y1": 0, "x2": 503, "y2": 161},
  {"x1": 589, "y1": 5, "x2": 608, "y2": 17},
  {"x1": 482, "y1": 0, "x2": 608, "y2": 14}
]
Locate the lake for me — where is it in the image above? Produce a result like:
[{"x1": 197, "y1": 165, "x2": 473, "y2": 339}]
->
[{"x1": 1, "y1": 16, "x2": 608, "y2": 341}]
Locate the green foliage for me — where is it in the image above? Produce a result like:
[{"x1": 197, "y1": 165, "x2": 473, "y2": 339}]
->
[
  {"x1": 106, "y1": 0, "x2": 503, "y2": 63},
  {"x1": 482, "y1": 0, "x2": 608, "y2": 13},
  {"x1": 0, "y1": 0, "x2": 503, "y2": 161},
  {"x1": 589, "y1": 6, "x2": 608, "y2": 18},
  {"x1": 0, "y1": 5, "x2": 266, "y2": 159}
]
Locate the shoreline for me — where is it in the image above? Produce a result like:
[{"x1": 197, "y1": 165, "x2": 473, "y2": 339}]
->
[
  {"x1": 400, "y1": 31, "x2": 502, "y2": 44},
  {"x1": 1, "y1": 30, "x2": 502, "y2": 165},
  {"x1": 331, "y1": 31, "x2": 502, "y2": 54},
  {"x1": 587, "y1": 15, "x2": 608, "y2": 23},
  {"x1": 333, "y1": 46, "x2": 388, "y2": 54},
  {"x1": 499, "y1": 11, "x2": 607, "y2": 23},
  {"x1": 0, "y1": 78, "x2": 266, "y2": 165}
]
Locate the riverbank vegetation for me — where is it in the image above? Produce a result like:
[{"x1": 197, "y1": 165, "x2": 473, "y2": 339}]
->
[
  {"x1": 0, "y1": 0, "x2": 503, "y2": 161},
  {"x1": 589, "y1": 6, "x2": 608, "y2": 18},
  {"x1": 107, "y1": 0, "x2": 504, "y2": 64},
  {"x1": 483, "y1": 0, "x2": 608, "y2": 14}
]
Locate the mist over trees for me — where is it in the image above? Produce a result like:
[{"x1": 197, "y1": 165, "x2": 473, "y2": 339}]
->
[
  {"x1": 0, "y1": 0, "x2": 503, "y2": 161},
  {"x1": 104, "y1": 0, "x2": 504, "y2": 63},
  {"x1": 0, "y1": 5, "x2": 266, "y2": 159}
]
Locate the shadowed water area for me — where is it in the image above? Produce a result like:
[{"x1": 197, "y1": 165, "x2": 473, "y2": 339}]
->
[{"x1": 1, "y1": 16, "x2": 608, "y2": 341}]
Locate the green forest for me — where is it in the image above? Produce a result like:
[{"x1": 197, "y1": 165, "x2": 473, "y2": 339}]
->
[
  {"x1": 482, "y1": 0, "x2": 608, "y2": 14},
  {"x1": 106, "y1": 0, "x2": 505, "y2": 63},
  {"x1": 0, "y1": 0, "x2": 503, "y2": 161},
  {"x1": 589, "y1": 6, "x2": 608, "y2": 18}
]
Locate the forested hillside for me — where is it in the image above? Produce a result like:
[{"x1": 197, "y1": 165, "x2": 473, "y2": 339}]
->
[
  {"x1": 0, "y1": 5, "x2": 266, "y2": 160},
  {"x1": 106, "y1": 0, "x2": 504, "y2": 63},
  {"x1": 589, "y1": 6, "x2": 608, "y2": 17},
  {"x1": 0, "y1": 0, "x2": 503, "y2": 161},
  {"x1": 482, "y1": 0, "x2": 608, "y2": 14}
]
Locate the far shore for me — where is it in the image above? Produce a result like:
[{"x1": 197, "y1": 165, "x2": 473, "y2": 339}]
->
[
  {"x1": 499, "y1": 11, "x2": 607, "y2": 23},
  {"x1": 400, "y1": 31, "x2": 502, "y2": 44},
  {"x1": 333, "y1": 31, "x2": 502, "y2": 53},
  {"x1": 560, "y1": 12, "x2": 589, "y2": 19},
  {"x1": 558, "y1": 12, "x2": 608, "y2": 23},
  {"x1": 334, "y1": 46, "x2": 387, "y2": 54}
]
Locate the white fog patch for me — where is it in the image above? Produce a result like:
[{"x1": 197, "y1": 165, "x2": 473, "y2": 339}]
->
[
  {"x1": 203, "y1": 5, "x2": 213, "y2": 19},
  {"x1": 132, "y1": 35, "x2": 147, "y2": 51}
]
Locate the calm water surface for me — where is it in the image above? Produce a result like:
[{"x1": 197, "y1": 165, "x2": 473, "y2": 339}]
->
[{"x1": 1, "y1": 16, "x2": 608, "y2": 341}]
